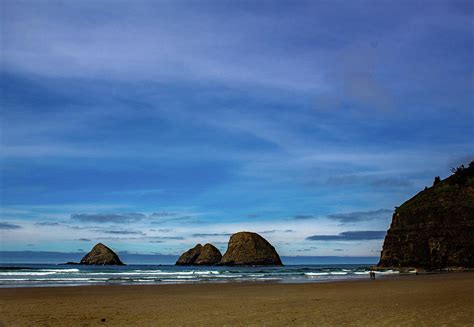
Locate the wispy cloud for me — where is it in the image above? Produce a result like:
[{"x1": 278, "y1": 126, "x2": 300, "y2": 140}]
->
[
  {"x1": 327, "y1": 209, "x2": 392, "y2": 224},
  {"x1": 151, "y1": 212, "x2": 177, "y2": 218},
  {"x1": 71, "y1": 213, "x2": 145, "y2": 224},
  {"x1": 306, "y1": 231, "x2": 386, "y2": 241},
  {"x1": 0, "y1": 222, "x2": 22, "y2": 230},
  {"x1": 35, "y1": 222, "x2": 61, "y2": 226},
  {"x1": 148, "y1": 236, "x2": 185, "y2": 241},
  {"x1": 191, "y1": 233, "x2": 231, "y2": 238},
  {"x1": 102, "y1": 230, "x2": 146, "y2": 236},
  {"x1": 293, "y1": 215, "x2": 315, "y2": 220},
  {"x1": 258, "y1": 230, "x2": 294, "y2": 234}
]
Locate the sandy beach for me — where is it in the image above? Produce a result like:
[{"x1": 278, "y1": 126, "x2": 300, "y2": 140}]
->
[{"x1": 1, "y1": 272, "x2": 473, "y2": 326}]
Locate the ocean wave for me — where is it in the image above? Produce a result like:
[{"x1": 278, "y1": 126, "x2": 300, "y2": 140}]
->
[
  {"x1": 193, "y1": 271, "x2": 220, "y2": 275},
  {"x1": 305, "y1": 272, "x2": 329, "y2": 276},
  {"x1": 202, "y1": 274, "x2": 243, "y2": 278},
  {"x1": 160, "y1": 279, "x2": 193, "y2": 283},
  {"x1": 0, "y1": 272, "x2": 59, "y2": 276},
  {"x1": 0, "y1": 265, "x2": 388, "y2": 287},
  {"x1": 40, "y1": 269, "x2": 80, "y2": 273},
  {"x1": 374, "y1": 270, "x2": 399, "y2": 275}
]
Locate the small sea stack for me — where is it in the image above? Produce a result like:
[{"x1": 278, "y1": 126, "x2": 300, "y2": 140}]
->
[
  {"x1": 80, "y1": 243, "x2": 124, "y2": 265},
  {"x1": 176, "y1": 243, "x2": 222, "y2": 265},
  {"x1": 220, "y1": 231, "x2": 283, "y2": 266}
]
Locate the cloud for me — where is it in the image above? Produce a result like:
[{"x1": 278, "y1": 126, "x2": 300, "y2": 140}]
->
[
  {"x1": 103, "y1": 230, "x2": 146, "y2": 235},
  {"x1": 191, "y1": 233, "x2": 231, "y2": 238},
  {"x1": 326, "y1": 175, "x2": 413, "y2": 190},
  {"x1": 0, "y1": 222, "x2": 22, "y2": 229},
  {"x1": 258, "y1": 230, "x2": 295, "y2": 234},
  {"x1": 148, "y1": 236, "x2": 185, "y2": 240},
  {"x1": 151, "y1": 215, "x2": 200, "y2": 225},
  {"x1": 306, "y1": 230, "x2": 386, "y2": 241},
  {"x1": 327, "y1": 209, "x2": 392, "y2": 224},
  {"x1": 151, "y1": 212, "x2": 177, "y2": 218},
  {"x1": 71, "y1": 213, "x2": 145, "y2": 224},
  {"x1": 35, "y1": 222, "x2": 61, "y2": 226},
  {"x1": 369, "y1": 178, "x2": 413, "y2": 189},
  {"x1": 76, "y1": 238, "x2": 91, "y2": 242},
  {"x1": 150, "y1": 228, "x2": 173, "y2": 233},
  {"x1": 293, "y1": 215, "x2": 316, "y2": 220},
  {"x1": 333, "y1": 248, "x2": 345, "y2": 252},
  {"x1": 297, "y1": 246, "x2": 318, "y2": 252}
]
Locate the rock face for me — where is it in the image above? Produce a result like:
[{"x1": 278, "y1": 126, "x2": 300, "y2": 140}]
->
[
  {"x1": 220, "y1": 232, "x2": 283, "y2": 266},
  {"x1": 80, "y1": 243, "x2": 124, "y2": 265},
  {"x1": 195, "y1": 244, "x2": 223, "y2": 265},
  {"x1": 176, "y1": 243, "x2": 222, "y2": 265},
  {"x1": 176, "y1": 244, "x2": 203, "y2": 265},
  {"x1": 378, "y1": 162, "x2": 474, "y2": 269}
]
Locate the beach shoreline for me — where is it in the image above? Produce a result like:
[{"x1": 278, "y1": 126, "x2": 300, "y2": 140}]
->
[{"x1": 1, "y1": 272, "x2": 473, "y2": 326}]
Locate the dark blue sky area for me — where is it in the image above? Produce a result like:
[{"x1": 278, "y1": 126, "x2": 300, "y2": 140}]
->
[{"x1": 1, "y1": 0, "x2": 473, "y2": 257}]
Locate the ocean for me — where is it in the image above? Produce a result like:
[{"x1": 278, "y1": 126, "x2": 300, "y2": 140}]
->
[{"x1": 0, "y1": 263, "x2": 401, "y2": 288}]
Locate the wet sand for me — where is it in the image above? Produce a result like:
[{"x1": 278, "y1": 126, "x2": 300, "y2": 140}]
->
[{"x1": 1, "y1": 272, "x2": 473, "y2": 326}]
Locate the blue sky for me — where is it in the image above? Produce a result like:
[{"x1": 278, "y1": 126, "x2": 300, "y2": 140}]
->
[{"x1": 1, "y1": 0, "x2": 473, "y2": 258}]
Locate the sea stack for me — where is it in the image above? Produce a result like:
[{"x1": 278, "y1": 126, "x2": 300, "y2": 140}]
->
[
  {"x1": 378, "y1": 162, "x2": 474, "y2": 269},
  {"x1": 80, "y1": 243, "x2": 124, "y2": 265},
  {"x1": 176, "y1": 243, "x2": 222, "y2": 265},
  {"x1": 220, "y1": 231, "x2": 283, "y2": 266}
]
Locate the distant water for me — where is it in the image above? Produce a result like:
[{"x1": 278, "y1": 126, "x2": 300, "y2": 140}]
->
[{"x1": 0, "y1": 264, "x2": 402, "y2": 288}]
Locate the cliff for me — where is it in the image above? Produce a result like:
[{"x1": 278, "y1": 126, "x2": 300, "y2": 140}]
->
[{"x1": 378, "y1": 162, "x2": 474, "y2": 269}]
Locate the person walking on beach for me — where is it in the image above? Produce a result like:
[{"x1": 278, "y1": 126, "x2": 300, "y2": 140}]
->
[{"x1": 370, "y1": 270, "x2": 376, "y2": 280}]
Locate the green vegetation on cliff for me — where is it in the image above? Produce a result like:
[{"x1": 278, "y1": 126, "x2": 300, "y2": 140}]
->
[{"x1": 396, "y1": 162, "x2": 474, "y2": 214}]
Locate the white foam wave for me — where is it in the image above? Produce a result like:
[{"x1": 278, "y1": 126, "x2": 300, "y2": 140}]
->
[
  {"x1": 202, "y1": 274, "x2": 243, "y2": 278},
  {"x1": 305, "y1": 272, "x2": 329, "y2": 276},
  {"x1": 41, "y1": 269, "x2": 80, "y2": 273},
  {"x1": 374, "y1": 270, "x2": 399, "y2": 275},
  {"x1": 161, "y1": 279, "x2": 190, "y2": 283},
  {"x1": 0, "y1": 272, "x2": 58, "y2": 276},
  {"x1": 193, "y1": 271, "x2": 220, "y2": 275},
  {"x1": 85, "y1": 270, "x2": 221, "y2": 277}
]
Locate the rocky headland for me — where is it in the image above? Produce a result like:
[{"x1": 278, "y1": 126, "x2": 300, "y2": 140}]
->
[{"x1": 378, "y1": 162, "x2": 474, "y2": 269}]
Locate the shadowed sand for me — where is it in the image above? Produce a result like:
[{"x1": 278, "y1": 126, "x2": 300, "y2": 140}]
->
[{"x1": 1, "y1": 273, "x2": 473, "y2": 326}]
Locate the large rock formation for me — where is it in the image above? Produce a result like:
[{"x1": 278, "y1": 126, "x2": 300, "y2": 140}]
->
[
  {"x1": 378, "y1": 162, "x2": 474, "y2": 269},
  {"x1": 80, "y1": 243, "x2": 124, "y2": 265},
  {"x1": 176, "y1": 243, "x2": 222, "y2": 265},
  {"x1": 220, "y1": 232, "x2": 283, "y2": 266}
]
